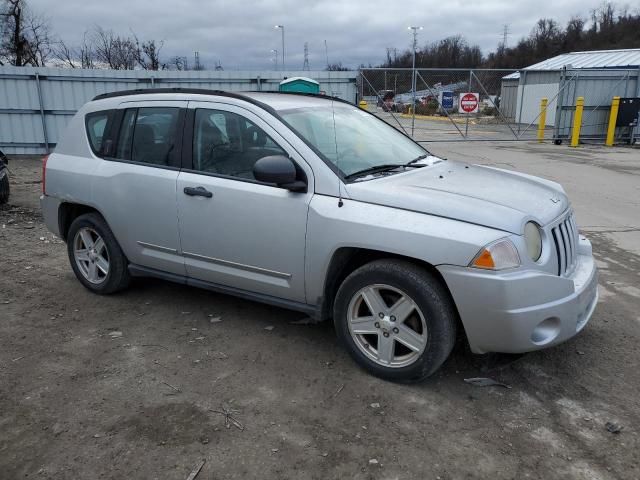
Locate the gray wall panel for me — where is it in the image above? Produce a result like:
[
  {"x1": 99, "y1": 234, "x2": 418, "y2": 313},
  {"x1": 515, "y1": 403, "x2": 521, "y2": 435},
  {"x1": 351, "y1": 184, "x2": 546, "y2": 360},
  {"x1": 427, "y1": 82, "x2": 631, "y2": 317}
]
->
[{"x1": 0, "y1": 66, "x2": 358, "y2": 154}]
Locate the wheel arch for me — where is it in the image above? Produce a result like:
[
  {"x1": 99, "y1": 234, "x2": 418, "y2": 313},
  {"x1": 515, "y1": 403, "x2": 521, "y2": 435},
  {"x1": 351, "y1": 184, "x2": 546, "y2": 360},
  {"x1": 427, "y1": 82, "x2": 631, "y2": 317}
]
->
[
  {"x1": 58, "y1": 202, "x2": 105, "y2": 242},
  {"x1": 318, "y1": 247, "x2": 462, "y2": 327}
]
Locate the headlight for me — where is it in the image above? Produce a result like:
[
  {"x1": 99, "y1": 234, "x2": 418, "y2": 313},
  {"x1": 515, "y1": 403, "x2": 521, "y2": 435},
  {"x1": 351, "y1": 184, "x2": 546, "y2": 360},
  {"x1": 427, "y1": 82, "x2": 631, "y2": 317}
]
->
[
  {"x1": 470, "y1": 238, "x2": 520, "y2": 270},
  {"x1": 524, "y1": 222, "x2": 542, "y2": 261}
]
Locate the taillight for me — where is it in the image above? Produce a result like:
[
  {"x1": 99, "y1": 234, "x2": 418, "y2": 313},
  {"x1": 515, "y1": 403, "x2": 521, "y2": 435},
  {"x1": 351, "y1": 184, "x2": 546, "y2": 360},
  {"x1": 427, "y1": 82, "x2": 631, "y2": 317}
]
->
[{"x1": 42, "y1": 154, "x2": 49, "y2": 194}]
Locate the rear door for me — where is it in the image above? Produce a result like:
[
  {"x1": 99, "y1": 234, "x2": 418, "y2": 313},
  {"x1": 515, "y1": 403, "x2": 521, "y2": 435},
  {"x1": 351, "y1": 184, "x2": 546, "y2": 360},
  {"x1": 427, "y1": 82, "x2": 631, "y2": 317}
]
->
[
  {"x1": 176, "y1": 101, "x2": 313, "y2": 302},
  {"x1": 91, "y1": 101, "x2": 187, "y2": 275}
]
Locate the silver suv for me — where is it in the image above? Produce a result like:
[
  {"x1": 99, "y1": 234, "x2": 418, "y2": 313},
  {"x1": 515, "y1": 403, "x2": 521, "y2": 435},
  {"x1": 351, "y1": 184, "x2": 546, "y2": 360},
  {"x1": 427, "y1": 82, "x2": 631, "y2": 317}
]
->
[{"x1": 40, "y1": 89, "x2": 598, "y2": 381}]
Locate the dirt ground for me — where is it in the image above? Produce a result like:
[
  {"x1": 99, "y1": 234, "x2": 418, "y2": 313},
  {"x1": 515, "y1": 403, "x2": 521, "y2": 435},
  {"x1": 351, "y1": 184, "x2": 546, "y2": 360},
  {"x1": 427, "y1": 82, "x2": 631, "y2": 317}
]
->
[{"x1": 1, "y1": 144, "x2": 639, "y2": 480}]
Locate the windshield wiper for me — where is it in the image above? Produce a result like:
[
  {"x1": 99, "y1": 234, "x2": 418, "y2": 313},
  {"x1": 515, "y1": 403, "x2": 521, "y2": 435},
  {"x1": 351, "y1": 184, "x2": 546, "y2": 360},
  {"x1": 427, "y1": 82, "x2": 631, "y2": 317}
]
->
[
  {"x1": 404, "y1": 154, "x2": 428, "y2": 166},
  {"x1": 344, "y1": 164, "x2": 405, "y2": 180},
  {"x1": 344, "y1": 155, "x2": 430, "y2": 181}
]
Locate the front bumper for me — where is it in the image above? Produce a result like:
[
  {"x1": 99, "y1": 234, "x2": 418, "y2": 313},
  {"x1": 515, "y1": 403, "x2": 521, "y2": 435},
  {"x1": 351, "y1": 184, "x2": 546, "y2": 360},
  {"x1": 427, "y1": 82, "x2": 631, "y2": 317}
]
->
[{"x1": 438, "y1": 235, "x2": 598, "y2": 354}]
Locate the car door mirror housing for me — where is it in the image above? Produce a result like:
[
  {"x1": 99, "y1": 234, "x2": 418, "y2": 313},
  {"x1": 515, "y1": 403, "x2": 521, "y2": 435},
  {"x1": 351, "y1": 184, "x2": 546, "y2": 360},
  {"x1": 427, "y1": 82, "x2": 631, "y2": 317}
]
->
[{"x1": 253, "y1": 155, "x2": 306, "y2": 192}]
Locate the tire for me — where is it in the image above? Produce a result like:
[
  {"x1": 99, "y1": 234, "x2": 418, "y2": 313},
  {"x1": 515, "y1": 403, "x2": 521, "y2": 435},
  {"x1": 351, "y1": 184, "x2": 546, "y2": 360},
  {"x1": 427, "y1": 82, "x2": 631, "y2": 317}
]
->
[
  {"x1": 0, "y1": 169, "x2": 9, "y2": 204},
  {"x1": 67, "y1": 213, "x2": 130, "y2": 294},
  {"x1": 333, "y1": 260, "x2": 457, "y2": 382}
]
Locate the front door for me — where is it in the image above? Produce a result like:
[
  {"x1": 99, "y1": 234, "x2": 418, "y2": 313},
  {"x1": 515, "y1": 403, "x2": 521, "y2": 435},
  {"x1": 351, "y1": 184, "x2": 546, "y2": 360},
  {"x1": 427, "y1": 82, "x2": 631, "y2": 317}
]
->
[{"x1": 176, "y1": 102, "x2": 312, "y2": 302}]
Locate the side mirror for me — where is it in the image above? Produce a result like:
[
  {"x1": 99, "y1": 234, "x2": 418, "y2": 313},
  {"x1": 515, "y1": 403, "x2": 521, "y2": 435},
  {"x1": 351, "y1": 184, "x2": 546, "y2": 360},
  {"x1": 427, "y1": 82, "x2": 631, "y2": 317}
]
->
[{"x1": 253, "y1": 155, "x2": 307, "y2": 192}]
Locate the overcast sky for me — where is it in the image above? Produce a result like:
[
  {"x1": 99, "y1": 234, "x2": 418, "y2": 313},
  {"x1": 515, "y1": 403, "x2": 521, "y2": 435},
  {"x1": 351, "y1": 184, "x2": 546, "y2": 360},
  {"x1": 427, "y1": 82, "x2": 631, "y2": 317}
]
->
[{"x1": 30, "y1": 0, "x2": 609, "y2": 70}]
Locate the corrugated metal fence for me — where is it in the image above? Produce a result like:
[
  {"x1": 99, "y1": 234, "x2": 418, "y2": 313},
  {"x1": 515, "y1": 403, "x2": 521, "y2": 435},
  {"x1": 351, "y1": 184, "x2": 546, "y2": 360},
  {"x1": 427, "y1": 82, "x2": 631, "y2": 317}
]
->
[
  {"x1": 554, "y1": 68, "x2": 639, "y2": 142},
  {"x1": 0, "y1": 66, "x2": 358, "y2": 154},
  {"x1": 501, "y1": 67, "x2": 639, "y2": 143}
]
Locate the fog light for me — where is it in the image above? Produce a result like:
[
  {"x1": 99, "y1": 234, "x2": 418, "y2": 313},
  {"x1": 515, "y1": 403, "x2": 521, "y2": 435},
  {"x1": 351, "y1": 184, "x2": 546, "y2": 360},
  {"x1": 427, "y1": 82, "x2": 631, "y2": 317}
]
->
[{"x1": 531, "y1": 317, "x2": 561, "y2": 345}]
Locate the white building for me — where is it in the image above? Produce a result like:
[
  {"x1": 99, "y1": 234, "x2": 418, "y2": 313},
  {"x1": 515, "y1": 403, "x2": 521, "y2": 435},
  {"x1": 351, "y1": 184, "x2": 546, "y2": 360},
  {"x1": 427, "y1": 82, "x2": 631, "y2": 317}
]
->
[{"x1": 501, "y1": 48, "x2": 640, "y2": 128}]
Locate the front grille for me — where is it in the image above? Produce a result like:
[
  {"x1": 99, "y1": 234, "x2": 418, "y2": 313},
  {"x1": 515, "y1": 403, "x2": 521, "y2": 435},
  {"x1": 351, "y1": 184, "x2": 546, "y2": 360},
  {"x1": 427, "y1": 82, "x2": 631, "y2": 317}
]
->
[{"x1": 551, "y1": 211, "x2": 579, "y2": 276}]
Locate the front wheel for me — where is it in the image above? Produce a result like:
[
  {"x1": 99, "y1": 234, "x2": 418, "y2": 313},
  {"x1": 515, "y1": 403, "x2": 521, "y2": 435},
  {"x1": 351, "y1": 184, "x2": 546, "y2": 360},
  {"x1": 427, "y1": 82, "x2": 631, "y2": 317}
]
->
[{"x1": 333, "y1": 260, "x2": 457, "y2": 382}]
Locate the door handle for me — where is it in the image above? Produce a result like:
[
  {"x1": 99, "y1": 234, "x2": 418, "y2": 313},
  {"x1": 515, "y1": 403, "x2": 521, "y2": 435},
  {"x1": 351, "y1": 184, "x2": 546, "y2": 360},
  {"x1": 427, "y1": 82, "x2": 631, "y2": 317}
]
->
[{"x1": 183, "y1": 186, "x2": 213, "y2": 198}]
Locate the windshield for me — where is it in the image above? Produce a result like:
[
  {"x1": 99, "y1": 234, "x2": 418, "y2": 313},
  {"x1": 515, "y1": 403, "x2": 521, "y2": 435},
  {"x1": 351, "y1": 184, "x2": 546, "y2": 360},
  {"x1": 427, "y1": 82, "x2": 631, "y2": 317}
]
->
[{"x1": 279, "y1": 104, "x2": 430, "y2": 178}]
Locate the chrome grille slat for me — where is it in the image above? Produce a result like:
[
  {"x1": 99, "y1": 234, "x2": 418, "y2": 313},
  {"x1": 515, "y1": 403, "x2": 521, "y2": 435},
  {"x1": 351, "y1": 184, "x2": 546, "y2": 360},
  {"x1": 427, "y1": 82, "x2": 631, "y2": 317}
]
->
[
  {"x1": 566, "y1": 216, "x2": 576, "y2": 265},
  {"x1": 562, "y1": 222, "x2": 573, "y2": 266},
  {"x1": 551, "y1": 210, "x2": 579, "y2": 277}
]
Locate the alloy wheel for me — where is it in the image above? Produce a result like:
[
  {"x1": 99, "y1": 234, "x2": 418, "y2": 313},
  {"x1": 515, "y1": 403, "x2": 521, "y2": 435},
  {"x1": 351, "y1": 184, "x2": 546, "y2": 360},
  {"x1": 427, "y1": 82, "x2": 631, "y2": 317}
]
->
[
  {"x1": 347, "y1": 284, "x2": 428, "y2": 368},
  {"x1": 73, "y1": 227, "x2": 110, "y2": 284}
]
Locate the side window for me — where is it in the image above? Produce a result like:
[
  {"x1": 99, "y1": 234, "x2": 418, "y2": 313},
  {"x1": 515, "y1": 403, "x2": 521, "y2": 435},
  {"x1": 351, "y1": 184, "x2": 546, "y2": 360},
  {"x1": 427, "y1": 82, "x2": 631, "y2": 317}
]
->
[
  {"x1": 85, "y1": 111, "x2": 111, "y2": 155},
  {"x1": 192, "y1": 109, "x2": 287, "y2": 180},
  {"x1": 115, "y1": 107, "x2": 181, "y2": 167}
]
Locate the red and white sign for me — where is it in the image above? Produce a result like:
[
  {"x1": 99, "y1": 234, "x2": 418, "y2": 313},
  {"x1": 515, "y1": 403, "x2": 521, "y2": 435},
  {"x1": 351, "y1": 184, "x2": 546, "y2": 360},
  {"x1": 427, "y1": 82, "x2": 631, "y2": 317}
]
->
[{"x1": 459, "y1": 92, "x2": 479, "y2": 114}]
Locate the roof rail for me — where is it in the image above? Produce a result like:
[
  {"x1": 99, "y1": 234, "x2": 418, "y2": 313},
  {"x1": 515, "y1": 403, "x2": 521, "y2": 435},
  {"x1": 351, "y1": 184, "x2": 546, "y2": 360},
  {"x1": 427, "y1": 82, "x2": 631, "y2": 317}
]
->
[
  {"x1": 91, "y1": 87, "x2": 350, "y2": 106},
  {"x1": 92, "y1": 87, "x2": 251, "y2": 101}
]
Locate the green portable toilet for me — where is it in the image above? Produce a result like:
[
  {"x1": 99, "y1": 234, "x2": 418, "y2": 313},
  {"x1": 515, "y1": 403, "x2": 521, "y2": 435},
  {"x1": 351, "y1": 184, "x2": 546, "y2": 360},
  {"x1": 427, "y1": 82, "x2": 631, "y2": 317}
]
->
[{"x1": 279, "y1": 77, "x2": 320, "y2": 94}]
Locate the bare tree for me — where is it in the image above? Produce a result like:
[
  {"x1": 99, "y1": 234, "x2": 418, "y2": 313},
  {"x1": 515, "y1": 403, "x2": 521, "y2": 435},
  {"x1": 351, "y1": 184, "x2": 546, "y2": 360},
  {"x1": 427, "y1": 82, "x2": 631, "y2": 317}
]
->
[
  {"x1": 167, "y1": 55, "x2": 188, "y2": 71},
  {"x1": 91, "y1": 26, "x2": 137, "y2": 70},
  {"x1": 133, "y1": 35, "x2": 164, "y2": 70},
  {"x1": 0, "y1": 0, "x2": 52, "y2": 66},
  {"x1": 326, "y1": 62, "x2": 348, "y2": 71}
]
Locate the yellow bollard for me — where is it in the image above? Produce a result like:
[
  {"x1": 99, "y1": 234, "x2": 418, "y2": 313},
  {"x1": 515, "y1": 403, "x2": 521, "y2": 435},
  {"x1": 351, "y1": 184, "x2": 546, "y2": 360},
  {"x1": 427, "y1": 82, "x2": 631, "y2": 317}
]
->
[
  {"x1": 537, "y1": 98, "x2": 548, "y2": 143},
  {"x1": 605, "y1": 96, "x2": 620, "y2": 147},
  {"x1": 570, "y1": 97, "x2": 584, "y2": 147},
  {"x1": 358, "y1": 100, "x2": 368, "y2": 110}
]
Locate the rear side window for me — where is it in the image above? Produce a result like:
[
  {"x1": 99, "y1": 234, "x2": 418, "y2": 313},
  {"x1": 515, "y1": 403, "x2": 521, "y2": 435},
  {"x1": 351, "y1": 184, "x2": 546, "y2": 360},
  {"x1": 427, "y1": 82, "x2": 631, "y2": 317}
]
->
[
  {"x1": 115, "y1": 107, "x2": 181, "y2": 167},
  {"x1": 85, "y1": 111, "x2": 112, "y2": 155}
]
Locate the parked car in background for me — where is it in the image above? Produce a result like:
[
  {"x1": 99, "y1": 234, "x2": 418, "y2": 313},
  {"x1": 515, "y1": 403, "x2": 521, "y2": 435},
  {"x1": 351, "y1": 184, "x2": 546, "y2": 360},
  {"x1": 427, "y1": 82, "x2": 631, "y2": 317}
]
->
[
  {"x1": 40, "y1": 89, "x2": 598, "y2": 382},
  {"x1": 0, "y1": 149, "x2": 9, "y2": 204}
]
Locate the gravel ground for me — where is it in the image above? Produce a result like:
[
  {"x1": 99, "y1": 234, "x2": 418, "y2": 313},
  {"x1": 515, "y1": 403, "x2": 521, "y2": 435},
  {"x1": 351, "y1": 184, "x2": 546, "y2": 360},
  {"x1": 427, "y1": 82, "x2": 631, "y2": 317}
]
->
[{"x1": 1, "y1": 146, "x2": 639, "y2": 480}]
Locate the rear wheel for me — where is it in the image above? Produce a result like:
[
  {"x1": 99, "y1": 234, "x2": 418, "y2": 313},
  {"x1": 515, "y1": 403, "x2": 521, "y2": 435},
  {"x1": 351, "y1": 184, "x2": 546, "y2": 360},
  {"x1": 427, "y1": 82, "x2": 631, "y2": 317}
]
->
[
  {"x1": 333, "y1": 260, "x2": 457, "y2": 382},
  {"x1": 67, "y1": 213, "x2": 130, "y2": 294},
  {"x1": 0, "y1": 168, "x2": 9, "y2": 204}
]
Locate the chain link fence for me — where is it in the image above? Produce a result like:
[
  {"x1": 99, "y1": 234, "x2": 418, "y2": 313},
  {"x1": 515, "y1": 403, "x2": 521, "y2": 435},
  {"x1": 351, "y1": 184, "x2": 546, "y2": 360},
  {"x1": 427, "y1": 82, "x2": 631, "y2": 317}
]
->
[{"x1": 359, "y1": 67, "x2": 639, "y2": 144}]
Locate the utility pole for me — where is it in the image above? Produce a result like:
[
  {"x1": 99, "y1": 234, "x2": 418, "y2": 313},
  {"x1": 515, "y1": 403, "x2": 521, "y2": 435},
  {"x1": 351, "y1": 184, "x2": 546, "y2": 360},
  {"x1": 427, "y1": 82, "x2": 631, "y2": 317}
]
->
[
  {"x1": 501, "y1": 24, "x2": 510, "y2": 49},
  {"x1": 408, "y1": 26, "x2": 423, "y2": 137},
  {"x1": 275, "y1": 25, "x2": 285, "y2": 70},
  {"x1": 324, "y1": 40, "x2": 329, "y2": 69},
  {"x1": 303, "y1": 42, "x2": 310, "y2": 70},
  {"x1": 194, "y1": 51, "x2": 201, "y2": 70}
]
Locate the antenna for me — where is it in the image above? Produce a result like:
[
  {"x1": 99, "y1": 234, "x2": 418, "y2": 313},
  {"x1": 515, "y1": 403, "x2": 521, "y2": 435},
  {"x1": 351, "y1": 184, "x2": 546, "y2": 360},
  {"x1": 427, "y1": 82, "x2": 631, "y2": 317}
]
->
[
  {"x1": 324, "y1": 40, "x2": 343, "y2": 207},
  {"x1": 303, "y1": 42, "x2": 310, "y2": 70}
]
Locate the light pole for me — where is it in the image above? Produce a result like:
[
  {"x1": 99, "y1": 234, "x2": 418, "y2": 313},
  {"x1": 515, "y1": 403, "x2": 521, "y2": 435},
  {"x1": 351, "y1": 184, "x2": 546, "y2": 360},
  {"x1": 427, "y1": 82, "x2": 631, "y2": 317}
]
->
[
  {"x1": 271, "y1": 49, "x2": 278, "y2": 71},
  {"x1": 275, "y1": 25, "x2": 285, "y2": 70},
  {"x1": 408, "y1": 26, "x2": 423, "y2": 137}
]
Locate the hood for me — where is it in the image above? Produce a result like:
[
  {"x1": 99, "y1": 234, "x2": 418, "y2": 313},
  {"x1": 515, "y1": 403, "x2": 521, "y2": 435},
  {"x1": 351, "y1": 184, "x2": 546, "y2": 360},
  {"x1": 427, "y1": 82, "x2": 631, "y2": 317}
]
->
[{"x1": 344, "y1": 160, "x2": 569, "y2": 234}]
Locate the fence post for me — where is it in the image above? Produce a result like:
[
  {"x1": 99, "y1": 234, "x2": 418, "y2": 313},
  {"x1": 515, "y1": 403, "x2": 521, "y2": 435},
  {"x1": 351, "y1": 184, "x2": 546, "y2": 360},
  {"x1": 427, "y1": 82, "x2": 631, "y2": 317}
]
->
[
  {"x1": 553, "y1": 67, "x2": 566, "y2": 142},
  {"x1": 634, "y1": 67, "x2": 640, "y2": 144},
  {"x1": 605, "y1": 96, "x2": 620, "y2": 147},
  {"x1": 570, "y1": 96, "x2": 584, "y2": 147},
  {"x1": 537, "y1": 98, "x2": 548, "y2": 143},
  {"x1": 465, "y1": 69, "x2": 472, "y2": 137},
  {"x1": 34, "y1": 72, "x2": 50, "y2": 154},
  {"x1": 517, "y1": 70, "x2": 527, "y2": 134}
]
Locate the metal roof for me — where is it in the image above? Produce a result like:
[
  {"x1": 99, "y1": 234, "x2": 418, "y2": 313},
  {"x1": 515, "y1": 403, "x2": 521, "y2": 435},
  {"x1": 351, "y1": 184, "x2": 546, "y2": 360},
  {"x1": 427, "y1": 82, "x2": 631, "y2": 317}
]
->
[
  {"x1": 503, "y1": 48, "x2": 640, "y2": 80},
  {"x1": 279, "y1": 76, "x2": 319, "y2": 85}
]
